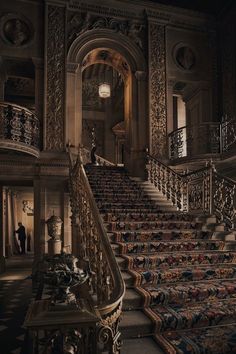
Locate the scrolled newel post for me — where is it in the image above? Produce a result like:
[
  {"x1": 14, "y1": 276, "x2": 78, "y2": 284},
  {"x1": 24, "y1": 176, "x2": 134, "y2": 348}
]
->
[{"x1": 46, "y1": 214, "x2": 63, "y2": 256}]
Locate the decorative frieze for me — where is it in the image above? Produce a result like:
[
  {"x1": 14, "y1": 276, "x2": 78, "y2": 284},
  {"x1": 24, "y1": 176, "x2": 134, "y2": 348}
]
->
[
  {"x1": 45, "y1": 5, "x2": 65, "y2": 151},
  {"x1": 149, "y1": 23, "x2": 167, "y2": 158},
  {"x1": 67, "y1": 11, "x2": 145, "y2": 51}
]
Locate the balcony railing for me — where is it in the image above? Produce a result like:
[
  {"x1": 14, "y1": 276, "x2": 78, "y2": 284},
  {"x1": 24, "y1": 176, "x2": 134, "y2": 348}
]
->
[
  {"x1": 0, "y1": 102, "x2": 40, "y2": 157},
  {"x1": 168, "y1": 120, "x2": 236, "y2": 161}
]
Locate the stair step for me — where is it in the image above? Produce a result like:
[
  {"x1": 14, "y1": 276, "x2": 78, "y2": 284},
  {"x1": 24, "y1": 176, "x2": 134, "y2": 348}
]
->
[
  {"x1": 123, "y1": 288, "x2": 142, "y2": 310},
  {"x1": 120, "y1": 310, "x2": 153, "y2": 338},
  {"x1": 212, "y1": 231, "x2": 236, "y2": 241},
  {"x1": 121, "y1": 271, "x2": 134, "y2": 286},
  {"x1": 116, "y1": 256, "x2": 126, "y2": 269},
  {"x1": 121, "y1": 337, "x2": 164, "y2": 354}
]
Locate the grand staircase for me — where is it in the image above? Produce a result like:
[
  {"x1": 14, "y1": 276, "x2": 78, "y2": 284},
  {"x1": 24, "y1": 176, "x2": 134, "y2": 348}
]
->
[{"x1": 85, "y1": 165, "x2": 236, "y2": 354}]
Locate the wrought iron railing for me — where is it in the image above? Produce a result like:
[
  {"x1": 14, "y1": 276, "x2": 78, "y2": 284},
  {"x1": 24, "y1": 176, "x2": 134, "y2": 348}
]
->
[
  {"x1": 169, "y1": 120, "x2": 236, "y2": 160},
  {"x1": 147, "y1": 154, "x2": 236, "y2": 229},
  {"x1": 0, "y1": 101, "x2": 40, "y2": 157},
  {"x1": 68, "y1": 147, "x2": 124, "y2": 353}
]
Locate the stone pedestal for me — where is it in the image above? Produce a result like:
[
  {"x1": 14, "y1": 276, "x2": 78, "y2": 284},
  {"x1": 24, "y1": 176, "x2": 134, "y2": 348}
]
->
[{"x1": 47, "y1": 239, "x2": 62, "y2": 256}]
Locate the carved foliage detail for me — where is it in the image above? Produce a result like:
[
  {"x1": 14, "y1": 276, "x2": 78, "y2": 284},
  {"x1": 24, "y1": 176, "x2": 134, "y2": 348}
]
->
[
  {"x1": 46, "y1": 5, "x2": 65, "y2": 151},
  {"x1": 149, "y1": 23, "x2": 167, "y2": 158}
]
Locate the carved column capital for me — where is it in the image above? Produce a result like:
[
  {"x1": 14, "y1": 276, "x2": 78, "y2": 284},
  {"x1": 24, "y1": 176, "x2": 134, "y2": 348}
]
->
[
  {"x1": 135, "y1": 70, "x2": 147, "y2": 81},
  {"x1": 32, "y1": 57, "x2": 44, "y2": 70}
]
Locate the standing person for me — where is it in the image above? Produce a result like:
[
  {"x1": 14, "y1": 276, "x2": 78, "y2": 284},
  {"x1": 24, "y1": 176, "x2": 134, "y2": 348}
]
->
[{"x1": 15, "y1": 222, "x2": 26, "y2": 254}]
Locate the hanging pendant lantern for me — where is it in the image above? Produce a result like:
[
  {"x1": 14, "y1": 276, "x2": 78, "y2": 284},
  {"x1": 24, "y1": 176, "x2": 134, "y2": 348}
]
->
[{"x1": 98, "y1": 82, "x2": 111, "y2": 98}]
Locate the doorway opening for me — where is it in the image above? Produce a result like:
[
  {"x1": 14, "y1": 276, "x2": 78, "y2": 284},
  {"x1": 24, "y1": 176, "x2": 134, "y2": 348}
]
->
[{"x1": 2, "y1": 186, "x2": 34, "y2": 258}]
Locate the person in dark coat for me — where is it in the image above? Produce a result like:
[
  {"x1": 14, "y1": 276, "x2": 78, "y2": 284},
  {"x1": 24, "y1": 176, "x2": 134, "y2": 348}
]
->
[{"x1": 15, "y1": 222, "x2": 26, "y2": 254}]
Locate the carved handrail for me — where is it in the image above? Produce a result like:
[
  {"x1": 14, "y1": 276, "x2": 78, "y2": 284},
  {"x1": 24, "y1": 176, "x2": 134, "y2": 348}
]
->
[
  {"x1": 168, "y1": 120, "x2": 236, "y2": 160},
  {"x1": 0, "y1": 101, "x2": 40, "y2": 157},
  {"x1": 81, "y1": 147, "x2": 115, "y2": 166},
  {"x1": 68, "y1": 147, "x2": 125, "y2": 352},
  {"x1": 147, "y1": 154, "x2": 236, "y2": 229}
]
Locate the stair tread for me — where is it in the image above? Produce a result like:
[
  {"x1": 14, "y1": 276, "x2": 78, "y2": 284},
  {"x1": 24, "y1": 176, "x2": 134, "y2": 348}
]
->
[
  {"x1": 122, "y1": 337, "x2": 164, "y2": 354},
  {"x1": 124, "y1": 288, "x2": 141, "y2": 300},
  {"x1": 120, "y1": 310, "x2": 152, "y2": 328}
]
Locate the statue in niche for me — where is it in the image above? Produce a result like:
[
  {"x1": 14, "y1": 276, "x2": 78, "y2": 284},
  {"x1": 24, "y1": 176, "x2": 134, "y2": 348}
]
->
[
  {"x1": 3, "y1": 18, "x2": 30, "y2": 46},
  {"x1": 176, "y1": 46, "x2": 196, "y2": 71}
]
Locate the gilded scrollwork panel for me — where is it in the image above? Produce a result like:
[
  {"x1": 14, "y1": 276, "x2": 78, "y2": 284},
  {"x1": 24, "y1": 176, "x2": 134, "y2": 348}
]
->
[
  {"x1": 45, "y1": 5, "x2": 65, "y2": 151},
  {"x1": 149, "y1": 23, "x2": 167, "y2": 158}
]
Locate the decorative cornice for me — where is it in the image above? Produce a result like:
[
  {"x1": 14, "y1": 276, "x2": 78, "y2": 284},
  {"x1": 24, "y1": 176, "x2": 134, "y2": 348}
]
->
[{"x1": 67, "y1": 1, "x2": 138, "y2": 20}]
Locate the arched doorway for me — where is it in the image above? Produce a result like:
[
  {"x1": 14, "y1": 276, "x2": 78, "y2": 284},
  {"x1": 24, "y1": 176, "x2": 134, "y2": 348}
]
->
[
  {"x1": 66, "y1": 29, "x2": 148, "y2": 176},
  {"x1": 81, "y1": 59, "x2": 125, "y2": 164}
]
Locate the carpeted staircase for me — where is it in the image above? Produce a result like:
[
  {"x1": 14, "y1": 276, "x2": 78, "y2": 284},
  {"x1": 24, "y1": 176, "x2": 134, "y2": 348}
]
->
[{"x1": 85, "y1": 165, "x2": 236, "y2": 354}]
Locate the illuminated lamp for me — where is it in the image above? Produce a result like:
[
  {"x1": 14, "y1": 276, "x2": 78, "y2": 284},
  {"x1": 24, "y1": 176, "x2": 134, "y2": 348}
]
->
[{"x1": 98, "y1": 82, "x2": 111, "y2": 98}]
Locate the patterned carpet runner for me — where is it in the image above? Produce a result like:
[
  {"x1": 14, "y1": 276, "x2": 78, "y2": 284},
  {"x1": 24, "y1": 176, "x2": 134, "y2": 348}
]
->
[{"x1": 85, "y1": 165, "x2": 236, "y2": 354}]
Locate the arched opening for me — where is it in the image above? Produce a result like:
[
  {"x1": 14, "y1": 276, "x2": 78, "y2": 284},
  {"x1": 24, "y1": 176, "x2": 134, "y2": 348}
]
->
[
  {"x1": 66, "y1": 30, "x2": 147, "y2": 176},
  {"x1": 81, "y1": 50, "x2": 126, "y2": 164}
]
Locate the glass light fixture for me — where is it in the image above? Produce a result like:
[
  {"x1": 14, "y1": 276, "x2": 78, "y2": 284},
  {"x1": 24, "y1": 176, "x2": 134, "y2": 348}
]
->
[{"x1": 98, "y1": 82, "x2": 111, "y2": 98}]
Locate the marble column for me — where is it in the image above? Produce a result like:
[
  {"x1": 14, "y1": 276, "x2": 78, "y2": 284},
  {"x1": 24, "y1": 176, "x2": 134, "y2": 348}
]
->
[
  {"x1": 66, "y1": 63, "x2": 81, "y2": 149},
  {"x1": 124, "y1": 70, "x2": 148, "y2": 177},
  {"x1": 34, "y1": 179, "x2": 46, "y2": 257}
]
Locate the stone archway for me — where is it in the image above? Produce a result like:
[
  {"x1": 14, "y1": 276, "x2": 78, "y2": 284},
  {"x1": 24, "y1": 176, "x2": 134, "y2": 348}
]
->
[{"x1": 66, "y1": 29, "x2": 148, "y2": 176}]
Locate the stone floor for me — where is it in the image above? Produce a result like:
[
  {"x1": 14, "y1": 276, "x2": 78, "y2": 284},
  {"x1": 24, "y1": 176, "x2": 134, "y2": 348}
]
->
[{"x1": 0, "y1": 254, "x2": 33, "y2": 354}]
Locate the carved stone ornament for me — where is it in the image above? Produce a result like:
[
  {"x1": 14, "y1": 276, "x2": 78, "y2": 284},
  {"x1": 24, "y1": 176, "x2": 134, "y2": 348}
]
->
[
  {"x1": 149, "y1": 23, "x2": 167, "y2": 158},
  {"x1": 46, "y1": 5, "x2": 65, "y2": 151},
  {"x1": 0, "y1": 13, "x2": 34, "y2": 47},
  {"x1": 68, "y1": 12, "x2": 145, "y2": 50},
  {"x1": 46, "y1": 214, "x2": 63, "y2": 240},
  {"x1": 44, "y1": 253, "x2": 89, "y2": 306},
  {"x1": 174, "y1": 44, "x2": 196, "y2": 71},
  {"x1": 22, "y1": 200, "x2": 34, "y2": 215}
]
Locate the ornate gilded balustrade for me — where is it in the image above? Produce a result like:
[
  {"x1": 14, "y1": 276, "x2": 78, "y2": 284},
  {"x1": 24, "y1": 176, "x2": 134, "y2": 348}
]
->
[
  {"x1": 221, "y1": 119, "x2": 236, "y2": 152},
  {"x1": 0, "y1": 102, "x2": 40, "y2": 157},
  {"x1": 169, "y1": 120, "x2": 236, "y2": 161},
  {"x1": 147, "y1": 154, "x2": 236, "y2": 229},
  {"x1": 147, "y1": 155, "x2": 187, "y2": 211},
  {"x1": 68, "y1": 147, "x2": 125, "y2": 353},
  {"x1": 213, "y1": 173, "x2": 236, "y2": 229}
]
